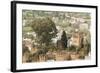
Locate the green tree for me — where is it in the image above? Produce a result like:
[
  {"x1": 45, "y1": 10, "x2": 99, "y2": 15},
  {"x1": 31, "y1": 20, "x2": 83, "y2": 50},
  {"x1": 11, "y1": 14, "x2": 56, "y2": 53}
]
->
[
  {"x1": 61, "y1": 31, "x2": 68, "y2": 49},
  {"x1": 30, "y1": 17, "x2": 57, "y2": 47}
]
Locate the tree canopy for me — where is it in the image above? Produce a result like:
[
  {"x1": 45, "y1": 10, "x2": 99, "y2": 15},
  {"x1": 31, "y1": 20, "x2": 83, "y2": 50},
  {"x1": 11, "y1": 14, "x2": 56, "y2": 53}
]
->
[
  {"x1": 61, "y1": 31, "x2": 68, "y2": 48},
  {"x1": 28, "y1": 17, "x2": 58, "y2": 47}
]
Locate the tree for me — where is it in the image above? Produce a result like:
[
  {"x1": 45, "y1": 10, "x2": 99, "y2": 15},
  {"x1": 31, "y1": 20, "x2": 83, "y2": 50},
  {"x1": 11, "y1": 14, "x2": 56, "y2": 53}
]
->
[
  {"x1": 61, "y1": 31, "x2": 68, "y2": 49},
  {"x1": 30, "y1": 17, "x2": 57, "y2": 48}
]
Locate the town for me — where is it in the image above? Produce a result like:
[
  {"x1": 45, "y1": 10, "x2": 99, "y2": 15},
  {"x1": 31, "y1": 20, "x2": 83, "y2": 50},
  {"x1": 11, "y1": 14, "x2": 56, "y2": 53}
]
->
[{"x1": 22, "y1": 10, "x2": 91, "y2": 63}]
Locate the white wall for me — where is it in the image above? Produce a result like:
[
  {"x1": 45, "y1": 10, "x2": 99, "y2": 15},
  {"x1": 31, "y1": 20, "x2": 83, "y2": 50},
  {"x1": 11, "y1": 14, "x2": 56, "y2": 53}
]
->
[{"x1": 0, "y1": 0, "x2": 99, "y2": 73}]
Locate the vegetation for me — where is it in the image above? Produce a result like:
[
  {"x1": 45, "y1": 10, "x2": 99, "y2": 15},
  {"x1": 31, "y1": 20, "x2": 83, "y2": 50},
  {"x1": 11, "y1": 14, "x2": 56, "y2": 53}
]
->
[
  {"x1": 22, "y1": 10, "x2": 91, "y2": 63},
  {"x1": 61, "y1": 31, "x2": 68, "y2": 49}
]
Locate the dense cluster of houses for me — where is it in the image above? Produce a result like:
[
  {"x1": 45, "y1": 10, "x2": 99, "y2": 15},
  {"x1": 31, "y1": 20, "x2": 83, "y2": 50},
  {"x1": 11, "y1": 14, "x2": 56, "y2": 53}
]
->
[
  {"x1": 22, "y1": 12, "x2": 90, "y2": 63},
  {"x1": 22, "y1": 48, "x2": 89, "y2": 63},
  {"x1": 22, "y1": 28, "x2": 90, "y2": 63}
]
